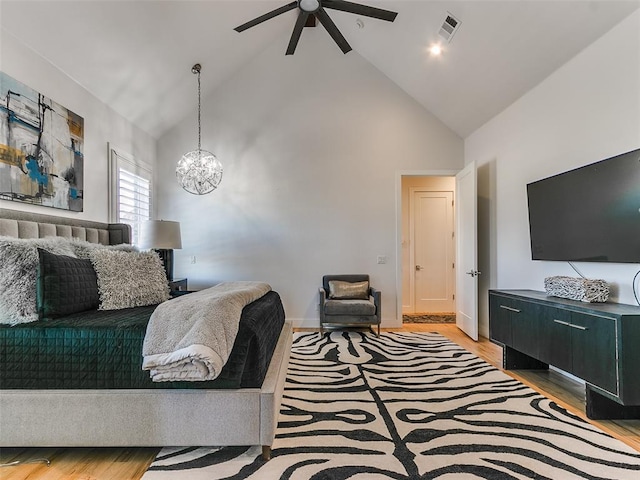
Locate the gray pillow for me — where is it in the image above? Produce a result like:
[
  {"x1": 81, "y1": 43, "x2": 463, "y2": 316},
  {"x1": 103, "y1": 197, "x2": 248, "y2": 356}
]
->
[
  {"x1": 328, "y1": 280, "x2": 369, "y2": 300},
  {"x1": 70, "y1": 238, "x2": 138, "y2": 259},
  {"x1": 0, "y1": 236, "x2": 77, "y2": 325},
  {"x1": 90, "y1": 249, "x2": 170, "y2": 310},
  {"x1": 37, "y1": 248, "x2": 99, "y2": 319}
]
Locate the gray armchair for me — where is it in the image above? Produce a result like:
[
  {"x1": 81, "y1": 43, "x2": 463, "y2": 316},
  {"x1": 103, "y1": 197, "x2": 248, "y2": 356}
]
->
[{"x1": 319, "y1": 274, "x2": 381, "y2": 337}]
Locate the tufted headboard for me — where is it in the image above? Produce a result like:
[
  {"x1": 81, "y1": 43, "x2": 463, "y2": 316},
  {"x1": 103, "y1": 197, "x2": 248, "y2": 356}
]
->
[{"x1": 0, "y1": 208, "x2": 131, "y2": 245}]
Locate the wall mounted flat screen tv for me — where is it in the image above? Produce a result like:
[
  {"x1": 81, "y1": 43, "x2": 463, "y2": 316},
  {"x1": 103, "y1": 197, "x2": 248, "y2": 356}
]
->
[{"x1": 527, "y1": 148, "x2": 640, "y2": 263}]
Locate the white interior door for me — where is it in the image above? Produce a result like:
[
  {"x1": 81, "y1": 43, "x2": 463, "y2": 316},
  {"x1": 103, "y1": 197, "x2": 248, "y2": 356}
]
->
[
  {"x1": 412, "y1": 190, "x2": 455, "y2": 313},
  {"x1": 455, "y1": 162, "x2": 479, "y2": 340}
]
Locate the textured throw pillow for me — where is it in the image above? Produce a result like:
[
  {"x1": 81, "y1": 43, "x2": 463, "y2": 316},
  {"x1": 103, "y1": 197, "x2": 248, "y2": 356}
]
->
[
  {"x1": 90, "y1": 249, "x2": 170, "y2": 310},
  {"x1": 37, "y1": 248, "x2": 99, "y2": 319},
  {"x1": 0, "y1": 236, "x2": 77, "y2": 325},
  {"x1": 70, "y1": 238, "x2": 138, "y2": 259},
  {"x1": 328, "y1": 280, "x2": 369, "y2": 300}
]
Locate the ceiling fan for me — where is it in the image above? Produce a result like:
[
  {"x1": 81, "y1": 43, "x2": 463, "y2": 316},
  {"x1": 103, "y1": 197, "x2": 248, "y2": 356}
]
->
[{"x1": 234, "y1": 0, "x2": 398, "y2": 55}]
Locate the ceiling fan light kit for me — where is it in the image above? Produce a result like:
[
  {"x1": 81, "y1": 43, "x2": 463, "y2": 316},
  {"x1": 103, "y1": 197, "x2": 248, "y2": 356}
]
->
[
  {"x1": 299, "y1": 0, "x2": 320, "y2": 12},
  {"x1": 235, "y1": 0, "x2": 398, "y2": 55}
]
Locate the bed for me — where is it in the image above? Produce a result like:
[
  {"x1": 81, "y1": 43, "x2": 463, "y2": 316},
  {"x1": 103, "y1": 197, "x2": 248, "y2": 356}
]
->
[{"x1": 0, "y1": 208, "x2": 292, "y2": 459}]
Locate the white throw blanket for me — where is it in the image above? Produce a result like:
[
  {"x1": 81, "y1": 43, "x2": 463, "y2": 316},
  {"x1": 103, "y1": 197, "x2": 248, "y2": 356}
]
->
[{"x1": 142, "y1": 281, "x2": 271, "y2": 382}]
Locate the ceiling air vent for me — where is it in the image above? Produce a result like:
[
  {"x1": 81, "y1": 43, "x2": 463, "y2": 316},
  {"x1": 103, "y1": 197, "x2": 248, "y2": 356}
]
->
[{"x1": 438, "y1": 13, "x2": 461, "y2": 43}]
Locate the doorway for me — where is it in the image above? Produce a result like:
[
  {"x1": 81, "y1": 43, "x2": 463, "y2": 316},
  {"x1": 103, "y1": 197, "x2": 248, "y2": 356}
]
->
[{"x1": 401, "y1": 175, "x2": 456, "y2": 320}]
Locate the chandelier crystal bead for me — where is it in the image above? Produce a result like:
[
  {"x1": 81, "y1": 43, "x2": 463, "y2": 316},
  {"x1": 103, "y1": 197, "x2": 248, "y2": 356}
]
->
[{"x1": 176, "y1": 63, "x2": 222, "y2": 195}]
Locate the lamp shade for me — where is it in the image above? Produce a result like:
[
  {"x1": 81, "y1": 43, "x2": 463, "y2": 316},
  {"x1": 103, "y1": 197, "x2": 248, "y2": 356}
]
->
[{"x1": 138, "y1": 220, "x2": 182, "y2": 249}]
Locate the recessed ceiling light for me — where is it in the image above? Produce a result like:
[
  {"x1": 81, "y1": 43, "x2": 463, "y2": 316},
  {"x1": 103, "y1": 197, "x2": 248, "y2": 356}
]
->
[{"x1": 429, "y1": 44, "x2": 442, "y2": 56}]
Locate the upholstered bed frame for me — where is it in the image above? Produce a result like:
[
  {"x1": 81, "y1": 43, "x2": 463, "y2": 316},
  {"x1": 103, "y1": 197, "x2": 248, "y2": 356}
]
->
[{"x1": 0, "y1": 208, "x2": 293, "y2": 458}]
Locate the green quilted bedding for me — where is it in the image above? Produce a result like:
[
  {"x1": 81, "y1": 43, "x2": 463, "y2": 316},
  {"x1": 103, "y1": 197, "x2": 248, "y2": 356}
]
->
[{"x1": 0, "y1": 291, "x2": 285, "y2": 389}]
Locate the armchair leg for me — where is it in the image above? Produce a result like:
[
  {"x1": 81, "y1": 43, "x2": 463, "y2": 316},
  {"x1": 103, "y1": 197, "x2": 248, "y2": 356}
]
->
[{"x1": 370, "y1": 324, "x2": 380, "y2": 337}]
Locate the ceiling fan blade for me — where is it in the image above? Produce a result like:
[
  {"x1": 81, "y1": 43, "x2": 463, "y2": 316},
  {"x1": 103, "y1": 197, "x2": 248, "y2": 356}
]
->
[
  {"x1": 234, "y1": 1, "x2": 298, "y2": 32},
  {"x1": 323, "y1": 0, "x2": 397, "y2": 22},
  {"x1": 287, "y1": 12, "x2": 310, "y2": 55},
  {"x1": 315, "y1": 7, "x2": 352, "y2": 54}
]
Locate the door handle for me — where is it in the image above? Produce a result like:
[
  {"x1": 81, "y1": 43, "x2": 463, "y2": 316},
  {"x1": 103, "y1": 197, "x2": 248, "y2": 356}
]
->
[
  {"x1": 415, "y1": 265, "x2": 423, "y2": 271},
  {"x1": 466, "y1": 269, "x2": 481, "y2": 277}
]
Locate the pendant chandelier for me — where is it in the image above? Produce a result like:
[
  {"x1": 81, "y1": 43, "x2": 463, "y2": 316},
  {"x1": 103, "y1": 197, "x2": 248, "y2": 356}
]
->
[{"x1": 176, "y1": 63, "x2": 223, "y2": 195}]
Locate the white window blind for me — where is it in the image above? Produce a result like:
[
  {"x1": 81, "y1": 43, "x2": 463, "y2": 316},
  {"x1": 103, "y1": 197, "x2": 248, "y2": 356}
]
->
[
  {"x1": 117, "y1": 168, "x2": 150, "y2": 244},
  {"x1": 109, "y1": 147, "x2": 152, "y2": 245}
]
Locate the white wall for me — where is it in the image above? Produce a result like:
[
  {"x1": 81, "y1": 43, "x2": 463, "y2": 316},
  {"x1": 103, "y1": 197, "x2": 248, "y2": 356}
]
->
[
  {"x1": 467, "y1": 10, "x2": 640, "y2": 337},
  {"x1": 0, "y1": 30, "x2": 156, "y2": 222},
  {"x1": 156, "y1": 32, "x2": 464, "y2": 327}
]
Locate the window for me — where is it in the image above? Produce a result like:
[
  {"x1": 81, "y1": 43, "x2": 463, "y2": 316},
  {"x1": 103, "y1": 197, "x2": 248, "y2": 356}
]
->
[{"x1": 109, "y1": 146, "x2": 152, "y2": 245}]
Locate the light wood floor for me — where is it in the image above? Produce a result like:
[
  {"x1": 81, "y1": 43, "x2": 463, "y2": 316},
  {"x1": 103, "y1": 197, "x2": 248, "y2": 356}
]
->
[{"x1": 2, "y1": 324, "x2": 639, "y2": 479}]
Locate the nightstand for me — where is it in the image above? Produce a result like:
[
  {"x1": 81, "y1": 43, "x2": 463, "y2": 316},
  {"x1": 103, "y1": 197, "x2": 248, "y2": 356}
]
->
[{"x1": 169, "y1": 278, "x2": 188, "y2": 293}]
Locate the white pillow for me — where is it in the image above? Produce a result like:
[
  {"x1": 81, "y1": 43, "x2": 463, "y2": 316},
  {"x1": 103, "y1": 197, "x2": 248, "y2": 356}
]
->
[
  {"x1": 90, "y1": 249, "x2": 170, "y2": 310},
  {"x1": 0, "y1": 236, "x2": 77, "y2": 325}
]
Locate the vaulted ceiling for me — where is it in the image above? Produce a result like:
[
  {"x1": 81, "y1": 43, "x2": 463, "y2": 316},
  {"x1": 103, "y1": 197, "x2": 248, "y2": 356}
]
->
[{"x1": 2, "y1": 1, "x2": 638, "y2": 139}]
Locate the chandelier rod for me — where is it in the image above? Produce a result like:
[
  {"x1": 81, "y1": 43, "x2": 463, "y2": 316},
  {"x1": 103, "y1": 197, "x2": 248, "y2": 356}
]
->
[{"x1": 192, "y1": 63, "x2": 202, "y2": 152}]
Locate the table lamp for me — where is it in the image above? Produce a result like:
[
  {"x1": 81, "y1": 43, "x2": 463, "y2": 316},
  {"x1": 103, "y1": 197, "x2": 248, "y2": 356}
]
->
[{"x1": 139, "y1": 220, "x2": 182, "y2": 281}]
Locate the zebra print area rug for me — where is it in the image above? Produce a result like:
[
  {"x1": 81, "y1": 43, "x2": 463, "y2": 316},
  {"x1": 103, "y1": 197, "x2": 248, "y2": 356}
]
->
[{"x1": 142, "y1": 331, "x2": 640, "y2": 479}]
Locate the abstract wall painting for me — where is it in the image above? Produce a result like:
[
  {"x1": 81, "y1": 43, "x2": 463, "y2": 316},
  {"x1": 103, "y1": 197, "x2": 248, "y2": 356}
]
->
[{"x1": 0, "y1": 71, "x2": 84, "y2": 211}]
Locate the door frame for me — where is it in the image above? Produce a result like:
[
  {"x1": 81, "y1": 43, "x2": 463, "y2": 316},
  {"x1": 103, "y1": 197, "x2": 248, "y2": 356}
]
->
[{"x1": 395, "y1": 170, "x2": 459, "y2": 327}]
